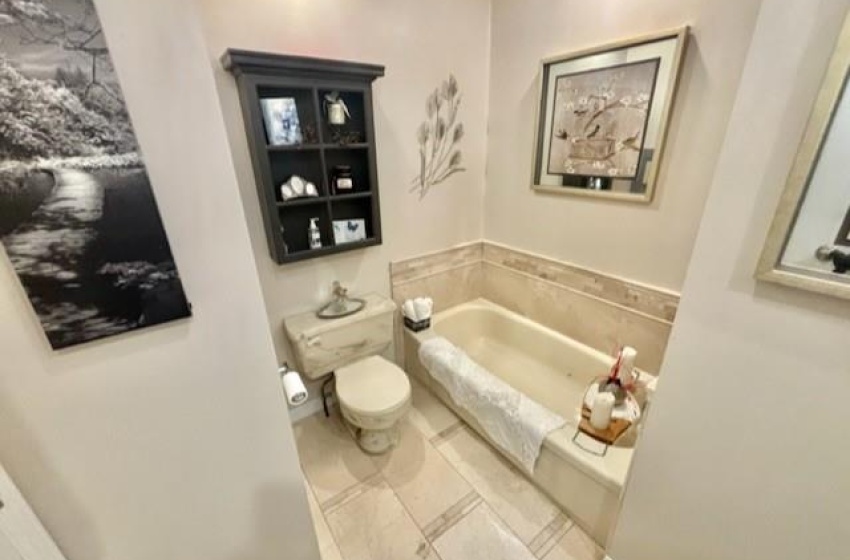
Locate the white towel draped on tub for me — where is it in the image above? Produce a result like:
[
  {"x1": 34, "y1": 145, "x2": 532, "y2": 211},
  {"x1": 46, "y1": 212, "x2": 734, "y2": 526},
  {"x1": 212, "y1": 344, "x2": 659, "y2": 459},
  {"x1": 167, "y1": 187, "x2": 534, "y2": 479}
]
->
[{"x1": 418, "y1": 336, "x2": 566, "y2": 474}]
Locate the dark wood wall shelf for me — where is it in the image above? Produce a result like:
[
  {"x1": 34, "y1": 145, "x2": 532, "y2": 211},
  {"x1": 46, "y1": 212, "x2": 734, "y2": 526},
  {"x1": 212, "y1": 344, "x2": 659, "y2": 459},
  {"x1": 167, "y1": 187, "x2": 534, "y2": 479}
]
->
[{"x1": 222, "y1": 49, "x2": 385, "y2": 264}]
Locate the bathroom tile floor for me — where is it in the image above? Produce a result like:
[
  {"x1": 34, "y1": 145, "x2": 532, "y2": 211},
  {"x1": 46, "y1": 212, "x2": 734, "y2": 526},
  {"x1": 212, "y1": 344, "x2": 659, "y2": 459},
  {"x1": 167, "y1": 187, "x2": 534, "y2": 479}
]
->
[{"x1": 294, "y1": 378, "x2": 606, "y2": 560}]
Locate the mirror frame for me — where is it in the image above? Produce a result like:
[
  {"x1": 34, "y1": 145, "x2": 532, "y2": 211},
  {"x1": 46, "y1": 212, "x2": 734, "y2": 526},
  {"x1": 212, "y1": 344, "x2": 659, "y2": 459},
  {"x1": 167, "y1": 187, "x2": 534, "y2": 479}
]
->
[
  {"x1": 530, "y1": 27, "x2": 690, "y2": 203},
  {"x1": 757, "y1": 12, "x2": 850, "y2": 301}
]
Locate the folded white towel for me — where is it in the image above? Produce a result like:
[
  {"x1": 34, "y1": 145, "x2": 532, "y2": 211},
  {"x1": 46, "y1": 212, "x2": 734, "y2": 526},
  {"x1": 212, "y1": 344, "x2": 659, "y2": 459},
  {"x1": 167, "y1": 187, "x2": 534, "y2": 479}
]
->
[
  {"x1": 413, "y1": 297, "x2": 431, "y2": 321},
  {"x1": 419, "y1": 337, "x2": 566, "y2": 474},
  {"x1": 403, "y1": 300, "x2": 417, "y2": 321}
]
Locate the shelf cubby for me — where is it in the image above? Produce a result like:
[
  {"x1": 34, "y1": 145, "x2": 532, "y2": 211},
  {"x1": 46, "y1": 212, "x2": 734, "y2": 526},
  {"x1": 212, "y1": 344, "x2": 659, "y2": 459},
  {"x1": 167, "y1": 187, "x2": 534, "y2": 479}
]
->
[
  {"x1": 269, "y1": 150, "x2": 327, "y2": 202},
  {"x1": 330, "y1": 195, "x2": 375, "y2": 243},
  {"x1": 256, "y1": 86, "x2": 320, "y2": 146},
  {"x1": 326, "y1": 148, "x2": 372, "y2": 195},
  {"x1": 318, "y1": 89, "x2": 368, "y2": 145},
  {"x1": 278, "y1": 204, "x2": 332, "y2": 256}
]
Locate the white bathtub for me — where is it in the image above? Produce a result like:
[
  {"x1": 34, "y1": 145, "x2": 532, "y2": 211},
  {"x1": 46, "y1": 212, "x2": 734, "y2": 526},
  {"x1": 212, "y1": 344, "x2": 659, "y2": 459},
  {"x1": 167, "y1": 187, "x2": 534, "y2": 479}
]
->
[{"x1": 404, "y1": 298, "x2": 654, "y2": 546}]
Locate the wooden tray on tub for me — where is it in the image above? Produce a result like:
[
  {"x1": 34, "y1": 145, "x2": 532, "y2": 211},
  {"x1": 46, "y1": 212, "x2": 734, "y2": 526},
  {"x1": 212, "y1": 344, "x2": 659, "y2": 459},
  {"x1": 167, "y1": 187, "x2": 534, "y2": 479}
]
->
[{"x1": 578, "y1": 405, "x2": 632, "y2": 446}]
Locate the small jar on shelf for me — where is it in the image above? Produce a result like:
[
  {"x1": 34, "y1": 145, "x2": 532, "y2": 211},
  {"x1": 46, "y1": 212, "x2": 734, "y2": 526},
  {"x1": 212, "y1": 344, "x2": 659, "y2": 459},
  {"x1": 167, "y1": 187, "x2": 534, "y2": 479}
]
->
[{"x1": 332, "y1": 165, "x2": 354, "y2": 194}]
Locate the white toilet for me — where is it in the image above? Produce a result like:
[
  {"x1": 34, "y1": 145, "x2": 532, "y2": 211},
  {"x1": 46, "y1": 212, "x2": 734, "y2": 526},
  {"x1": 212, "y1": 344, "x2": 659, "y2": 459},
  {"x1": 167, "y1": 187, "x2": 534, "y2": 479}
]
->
[
  {"x1": 336, "y1": 355, "x2": 411, "y2": 453},
  {"x1": 283, "y1": 293, "x2": 411, "y2": 454}
]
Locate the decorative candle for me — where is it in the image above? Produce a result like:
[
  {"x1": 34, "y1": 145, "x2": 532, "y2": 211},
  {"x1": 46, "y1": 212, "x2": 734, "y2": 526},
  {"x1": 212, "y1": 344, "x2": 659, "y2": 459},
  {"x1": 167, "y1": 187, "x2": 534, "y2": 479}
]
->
[
  {"x1": 328, "y1": 102, "x2": 347, "y2": 125},
  {"x1": 618, "y1": 346, "x2": 638, "y2": 386},
  {"x1": 590, "y1": 392, "x2": 615, "y2": 431},
  {"x1": 333, "y1": 165, "x2": 353, "y2": 192}
]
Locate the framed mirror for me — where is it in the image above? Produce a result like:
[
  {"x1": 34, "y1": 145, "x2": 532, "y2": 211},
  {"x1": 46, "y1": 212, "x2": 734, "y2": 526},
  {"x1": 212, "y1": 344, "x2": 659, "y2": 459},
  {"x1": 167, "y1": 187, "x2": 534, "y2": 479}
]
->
[
  {"x1": 758, "y1": 13, "x2": 850, "y2": 300},
  {"x1": 531, "y1": 27, "x2": 689, "y2": 203}
]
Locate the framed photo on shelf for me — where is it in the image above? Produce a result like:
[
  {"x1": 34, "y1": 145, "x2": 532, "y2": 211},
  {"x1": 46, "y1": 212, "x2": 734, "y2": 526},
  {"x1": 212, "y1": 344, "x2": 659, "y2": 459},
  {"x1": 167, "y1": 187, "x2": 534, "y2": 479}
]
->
[
  {"x1": 333, "y1": 219, "x2": 367, "y2": 245},
  {"x1": 260, "y1": 97, "x2": 303, "y2": 146},
  {"x1": 532, "y1": 27, "x2": 688, "y2": 202}
]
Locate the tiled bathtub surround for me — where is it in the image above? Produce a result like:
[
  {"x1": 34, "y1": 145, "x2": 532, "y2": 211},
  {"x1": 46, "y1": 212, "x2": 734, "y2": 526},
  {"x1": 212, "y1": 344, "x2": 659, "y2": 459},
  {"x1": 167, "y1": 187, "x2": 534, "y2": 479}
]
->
[
  {"x1": 481, "y1": 243, "x2": 677, "y2": 373},
  {"x1": 482, "y1": 244, "x2": 677, "y2": 323},
  {"x1": 390, "y1": 241, "x2": 679, "y2": 373},
  {"x1": 389, "y1": 242, "x2": 484, "y2": 313},
  {"x1": 390, "y1": 243, "x2": 484, "y2": 363}
]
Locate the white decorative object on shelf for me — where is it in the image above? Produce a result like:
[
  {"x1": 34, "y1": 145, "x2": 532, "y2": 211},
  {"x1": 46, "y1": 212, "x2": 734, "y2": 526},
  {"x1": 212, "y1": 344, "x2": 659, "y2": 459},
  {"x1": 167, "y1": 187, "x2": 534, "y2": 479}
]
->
[
  {"x1": 308, "y1": 217, "x2": 322, "y2": 249},
  {"x1": 280, "y1": 175, "x2": 319, "y2": 201},
  {"x1": 324, "y1": 91, "x2": 351, "y2": 125}
]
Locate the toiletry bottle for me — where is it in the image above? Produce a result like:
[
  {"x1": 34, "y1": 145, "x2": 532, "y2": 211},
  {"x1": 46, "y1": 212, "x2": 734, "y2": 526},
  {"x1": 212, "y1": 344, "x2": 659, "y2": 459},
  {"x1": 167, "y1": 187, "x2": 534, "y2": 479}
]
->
[
  {"x1": 308, "y1": 218, "x2": 322, "y2": 249},
  {"x1": 280, "y1": 225, "x2": 289, "y2": 255}
]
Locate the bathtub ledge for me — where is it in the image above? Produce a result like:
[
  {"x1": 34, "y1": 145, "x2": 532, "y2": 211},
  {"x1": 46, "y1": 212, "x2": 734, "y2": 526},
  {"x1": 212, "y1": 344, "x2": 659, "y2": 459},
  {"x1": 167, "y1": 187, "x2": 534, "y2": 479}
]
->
[{"x1": 544, "y1": 427, "x2": 632, "y2": 492}]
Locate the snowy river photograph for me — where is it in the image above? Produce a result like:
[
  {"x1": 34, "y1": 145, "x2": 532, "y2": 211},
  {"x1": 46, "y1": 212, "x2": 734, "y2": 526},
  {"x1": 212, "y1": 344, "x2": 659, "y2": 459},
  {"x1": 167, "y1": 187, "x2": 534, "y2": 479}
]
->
[{"x1": 0, "y1": 0, "x2": 190, "y2": 349}]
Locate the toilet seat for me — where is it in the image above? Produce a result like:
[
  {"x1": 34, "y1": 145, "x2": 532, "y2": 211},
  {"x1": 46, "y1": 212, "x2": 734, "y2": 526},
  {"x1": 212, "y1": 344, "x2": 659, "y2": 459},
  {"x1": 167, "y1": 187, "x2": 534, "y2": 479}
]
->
[{"x1": 335, "y1": 355, "x2": 410, "y2": 418}]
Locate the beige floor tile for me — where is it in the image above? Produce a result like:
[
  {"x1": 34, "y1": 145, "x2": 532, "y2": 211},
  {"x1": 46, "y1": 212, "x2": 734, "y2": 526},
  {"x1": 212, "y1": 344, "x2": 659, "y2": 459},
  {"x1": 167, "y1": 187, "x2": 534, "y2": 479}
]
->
[
  {"x1": 541, "y1": 526, "x2": 606, "y2": 560},
  {"x1": 407, "y1": 378, "x2": 460, "y2": 439},
  {"x1": 435, "y1": 427, "x2": 560, "y2": 544},
  {"x1": 325, "y1": 479, "x2": 436, "y2": 560},
  {"x1": 304, "y1": 481, "x2": 344, "y2": 560},
  {"x1": 294, "y1": 413, "x2": 378, "y2": 505},
  {"x1": 422, "y1": 492, "x2": 482, "y2": 542},
  {"x1": 432, "y1": 502, "x2": 537, "y2": 560},
  {"x1": 530, "y1": 514, "x2": 573, "y2": 557},
  {"x1": 371, "y1": 420, "x2": 473, "y2": 528}
]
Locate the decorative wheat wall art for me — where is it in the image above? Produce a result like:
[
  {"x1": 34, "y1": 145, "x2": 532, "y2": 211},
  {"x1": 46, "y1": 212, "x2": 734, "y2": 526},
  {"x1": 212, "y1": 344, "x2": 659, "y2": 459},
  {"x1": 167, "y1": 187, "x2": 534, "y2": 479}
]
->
[{"x1": 411, "y1": 74, "x2": 465, "y2": 199}]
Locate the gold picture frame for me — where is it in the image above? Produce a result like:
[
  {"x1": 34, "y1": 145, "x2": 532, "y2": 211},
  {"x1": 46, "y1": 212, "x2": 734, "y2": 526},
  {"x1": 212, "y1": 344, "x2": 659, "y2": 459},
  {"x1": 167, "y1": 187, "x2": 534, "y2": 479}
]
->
[
  {"x1": 757, "y1": 12, "x2": 850, "y2": 300},
  {"x1": 531, "y1": 27, "x2": 689, "y2": 203}
]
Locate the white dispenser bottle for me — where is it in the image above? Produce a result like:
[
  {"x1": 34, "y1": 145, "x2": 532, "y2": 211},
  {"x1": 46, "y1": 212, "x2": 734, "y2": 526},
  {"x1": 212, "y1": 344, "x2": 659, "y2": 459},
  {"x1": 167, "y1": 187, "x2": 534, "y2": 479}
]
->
[{"x1": 308, "y1": 217, "x2": 322, "y2": 249}]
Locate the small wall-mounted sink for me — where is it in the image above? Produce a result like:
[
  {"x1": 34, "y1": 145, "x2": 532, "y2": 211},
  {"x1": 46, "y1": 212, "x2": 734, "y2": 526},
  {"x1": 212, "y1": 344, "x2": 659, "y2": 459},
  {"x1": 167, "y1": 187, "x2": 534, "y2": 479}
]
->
[{"x1": 316, "y1": 297, "x2": 366, "y2": 319}]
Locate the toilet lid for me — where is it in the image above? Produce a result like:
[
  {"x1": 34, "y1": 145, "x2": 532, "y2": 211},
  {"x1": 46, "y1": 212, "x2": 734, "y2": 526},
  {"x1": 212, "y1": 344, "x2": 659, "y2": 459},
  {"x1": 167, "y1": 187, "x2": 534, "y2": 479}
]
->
[{"x1": 336, "y1": 356, "x2": 411, "y2": 417}]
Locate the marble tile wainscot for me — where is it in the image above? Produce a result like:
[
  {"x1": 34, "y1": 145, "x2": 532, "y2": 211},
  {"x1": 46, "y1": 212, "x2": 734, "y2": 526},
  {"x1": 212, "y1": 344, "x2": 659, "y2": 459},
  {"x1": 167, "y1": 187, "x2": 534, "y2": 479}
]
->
[
  {"x1": 389, "y1": 242, "x2": 484, "y2": 362},
  {"x1": 389, "y1": 242, "x2": 484, "y2": 305}
]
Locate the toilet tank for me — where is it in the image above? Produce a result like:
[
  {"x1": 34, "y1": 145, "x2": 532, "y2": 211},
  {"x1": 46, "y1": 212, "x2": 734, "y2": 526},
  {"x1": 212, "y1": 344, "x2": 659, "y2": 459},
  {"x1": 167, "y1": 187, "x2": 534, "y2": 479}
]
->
[{"x1": 283, "y1": 293, "x2": 397, "y2": 380}]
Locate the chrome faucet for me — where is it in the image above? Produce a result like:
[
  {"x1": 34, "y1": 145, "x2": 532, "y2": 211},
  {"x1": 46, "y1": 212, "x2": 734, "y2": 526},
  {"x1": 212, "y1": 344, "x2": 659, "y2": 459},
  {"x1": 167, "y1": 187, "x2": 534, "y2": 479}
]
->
[
  {"x1": 331, "y1": 281, "x2": 349, "y2": 308},
  {"x1": 316, "y1": 281, "x2": 365, "y2": 319}
]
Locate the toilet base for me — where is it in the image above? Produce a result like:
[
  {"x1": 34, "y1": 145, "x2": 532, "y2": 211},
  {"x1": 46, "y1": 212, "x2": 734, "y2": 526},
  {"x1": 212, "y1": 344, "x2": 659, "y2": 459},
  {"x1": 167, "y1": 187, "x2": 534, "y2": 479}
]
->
[
  {"x1": 356, "y1": 425, "x2": 399, "y2": 454},
  {"x1": 339, "y1": 411, "x2": 401, "y2": 455}
]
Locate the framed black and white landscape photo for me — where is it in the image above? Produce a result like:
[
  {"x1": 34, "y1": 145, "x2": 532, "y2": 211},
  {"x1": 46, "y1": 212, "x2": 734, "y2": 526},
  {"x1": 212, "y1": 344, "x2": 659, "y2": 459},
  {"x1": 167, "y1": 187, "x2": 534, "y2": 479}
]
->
[{"x1": 0, "y1": 0, "x2": 191, "y2": 349}]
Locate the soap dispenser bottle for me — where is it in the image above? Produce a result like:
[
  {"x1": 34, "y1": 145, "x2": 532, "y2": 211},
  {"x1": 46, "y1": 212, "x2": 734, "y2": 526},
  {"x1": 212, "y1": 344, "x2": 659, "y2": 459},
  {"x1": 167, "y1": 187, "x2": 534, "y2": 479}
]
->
[{"x1": 308, "y1": 217, "x2": 322, "y2": 249}]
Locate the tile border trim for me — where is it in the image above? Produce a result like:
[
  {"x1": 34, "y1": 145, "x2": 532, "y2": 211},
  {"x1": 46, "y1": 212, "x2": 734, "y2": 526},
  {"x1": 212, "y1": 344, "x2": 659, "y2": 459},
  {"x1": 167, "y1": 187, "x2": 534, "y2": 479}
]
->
[
  {"x1": 483, "y1": 260, "x2": 674, "y2": 327},
  {"x1": 389, "y1": 240, "x2": 679, "y2": 324},
  {"x1": 483, "y1": 241, "x2": 679, "y2": 323}
]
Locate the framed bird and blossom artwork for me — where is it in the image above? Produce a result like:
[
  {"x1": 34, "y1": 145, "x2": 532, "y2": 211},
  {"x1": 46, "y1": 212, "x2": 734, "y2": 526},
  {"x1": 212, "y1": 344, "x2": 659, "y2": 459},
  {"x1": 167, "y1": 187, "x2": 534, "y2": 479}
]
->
[{"x1": 532, "y1": 28, "x2": 689, "y2": 202}]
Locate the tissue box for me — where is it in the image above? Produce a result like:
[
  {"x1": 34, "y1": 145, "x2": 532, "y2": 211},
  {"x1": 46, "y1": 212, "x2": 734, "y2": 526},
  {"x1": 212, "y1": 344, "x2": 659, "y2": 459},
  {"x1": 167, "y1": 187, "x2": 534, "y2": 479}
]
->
[{"x1": 403, "y1": 316, "x2": 431, "y2": 332}]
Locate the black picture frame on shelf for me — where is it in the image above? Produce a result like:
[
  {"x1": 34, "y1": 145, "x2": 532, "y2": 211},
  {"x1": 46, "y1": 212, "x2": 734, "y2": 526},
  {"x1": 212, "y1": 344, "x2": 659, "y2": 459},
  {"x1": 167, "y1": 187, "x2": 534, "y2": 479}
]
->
[
  {"x1": 260, "y1": 97, "x2": 303, "y2": 146},
  {"x1": 222, "y1": 50, "x2": 385, "y2": 264}
]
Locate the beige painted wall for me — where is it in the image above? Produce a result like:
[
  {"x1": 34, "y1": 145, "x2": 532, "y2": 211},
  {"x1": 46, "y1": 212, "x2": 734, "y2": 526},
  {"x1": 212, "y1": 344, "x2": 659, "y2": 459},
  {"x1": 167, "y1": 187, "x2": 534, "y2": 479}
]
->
[
  {"x1": 196, "y1": 0, "x2": 491, "y2": 369},
  {"x1": 485, "y1": 0, "x2": 763, "y2": 291},
  {"x1": 611, "y1": 1, "x2": 850, "y2": 558},
  {"x1": 0, "y1": 1, "x2": 318, "y2": 559}
]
